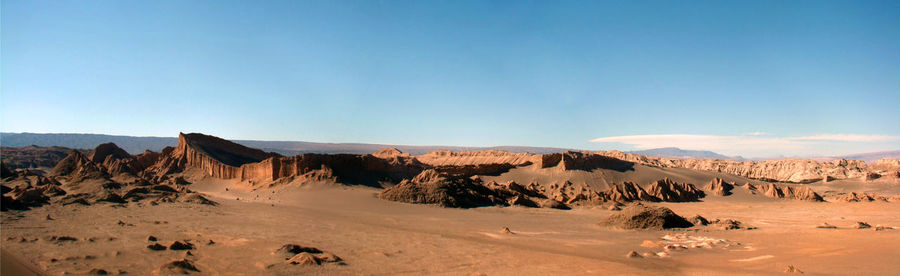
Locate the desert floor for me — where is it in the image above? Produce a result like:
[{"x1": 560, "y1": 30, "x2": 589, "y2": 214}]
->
[{"x1": 2, "y1": 178, "x2": 899, "y2": 275}]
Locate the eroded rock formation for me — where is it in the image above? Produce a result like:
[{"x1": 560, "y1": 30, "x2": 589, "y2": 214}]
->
[
  {"x1": 602, "y1": 182, "x2": 657, "y2": 203},
  {"x1": 646, "y1": 178, "x2": 704, "y2": 202},
  {"x1": 704, "y1": 177, "x2": 734, "y2": 196},
  {"x1": 834, "y1": 192, "x2": 890, "y2": 202},
  {"x1": 746, "y1": 183, "x2": 823, "y2": 202}
]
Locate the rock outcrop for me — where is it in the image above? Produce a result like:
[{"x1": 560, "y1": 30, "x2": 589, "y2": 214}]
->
[
  {"x1": 602, "y1": 204, "x2": 693, "y2": 230},
  {"x1": 50, "y1": 150, "x2": 108, "y2": 182},
  {"x1": 646, "y1": 178, "x2": 704, "y2": 202},
  {"x1": 598, "y1": 151, "x2": 874, "y2": 183},
  {"x1": 746, "y1": 183, "x2": 823, "y2": 202},
  {"x1": 834, "y1": 192, "x2": 889, "y2": 202},
  {"x1": 602, "y1": 182, "x2": 657, "y2": 203},
  {"x1": 601, "y1": 179, "x2": 704, "y2": 203},
  {"x1": 90, "y1": 143, "x2": 143, "y2": 176},
  {"x1": 377, "y1": 169, "x2": 508, "y2": 208},
  {"x1": 703, "y1": 177, "x2": 734, "y2": 196},
  {"x1": 1, "y1": 170, "x2": 66, "y2": 210}
]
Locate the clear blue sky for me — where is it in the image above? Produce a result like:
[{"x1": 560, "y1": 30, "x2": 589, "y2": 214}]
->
[{"x1": 2, "y1": 0, "x2": 899, "y2": 157}]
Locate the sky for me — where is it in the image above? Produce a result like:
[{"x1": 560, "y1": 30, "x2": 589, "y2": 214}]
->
[{"x1": 2, "y1": 0, "x2": 899, "y2": 158}]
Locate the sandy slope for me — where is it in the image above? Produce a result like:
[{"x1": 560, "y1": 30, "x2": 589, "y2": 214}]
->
[{"x1": 2, "y1": 174, "x2": 899, "y2": 275}]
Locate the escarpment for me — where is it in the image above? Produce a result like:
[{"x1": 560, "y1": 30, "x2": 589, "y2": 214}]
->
[
  {"x1": 539, "y1": 151, "x2": 634, "y2": 172},
  {"x1": 144, "y1": 133, "x2": 281, "y2": 180}
]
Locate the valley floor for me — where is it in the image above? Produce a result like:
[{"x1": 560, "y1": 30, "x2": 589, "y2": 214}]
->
[{"x1": 2, "y1": 180, "x2": 900, "y2": 275}]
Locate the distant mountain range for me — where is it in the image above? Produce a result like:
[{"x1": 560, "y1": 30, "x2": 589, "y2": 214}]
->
[
  {"x1": 2, "y1": 132, "x2": 896, "y2": 163},
  {"x1": 0, "y1": 132, "x2": 572, "y2": 156},
  {"x1": 628, "y1": 147, "x2": 746, "y2": 161}
]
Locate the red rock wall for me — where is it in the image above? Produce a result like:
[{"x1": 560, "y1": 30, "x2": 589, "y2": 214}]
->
[{"x1": 175, "y1": 134, "x2": 242, "y2": 179}]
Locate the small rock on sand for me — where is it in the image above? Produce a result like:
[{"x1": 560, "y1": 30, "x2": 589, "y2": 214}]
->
[
  {"x1": 855, "y1": 222, "x2": 872, "y2": 229},
  {"x1": 500, "y1": 227, "x2": 514, "y2": 234},
  {"x1": 287, "y1": 252, "x2": 320, "y2": 266},
  {"x1": 147, "y1": 243, "x2": 166, "y2": 251},
  {"x1": 816, "y1": 222, "x2": 837, "y2": 229},
  {"x1": 160, "y1": 258, "x2": 200, "y2": 273},
  {"x1": 640, "y1": 240, "x2": 661, "y2": 248},
  {"x1": 625, "y1": 251, "x2": 642, "y2": 258},
  {"x1": 875, "y1": 225, "x2": 893, "y2": 231},
  {"x1": 274, "y1": 244, "x2": 323, "y2": 256},
  {"x1": 318, "y1": 252, "x2": 342, "y2": 262},
  {"x1": 147, "y1": 235, "x2": 157, "y2": 242},
  {"x1": 169, "y1": 240, "x2": 195, "y2": 250},
  {"x1": 784, "y1": 265, "x2": 804, "y2": 273},
  {"x1": 690, "y1": 215, "x2": 709, "y2": 226}
]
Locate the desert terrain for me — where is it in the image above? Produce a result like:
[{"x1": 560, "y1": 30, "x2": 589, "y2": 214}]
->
[{"x1": 2, "y1": 133, "x2": 899, "y2": 275}]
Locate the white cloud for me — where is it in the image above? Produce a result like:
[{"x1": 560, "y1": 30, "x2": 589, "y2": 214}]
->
[
  {"x1": 589, "y1": 134, "x2": 900, "y2": 158},
  {"x1": 790, "y1": 134, "x2": 899, "y2": 142}
]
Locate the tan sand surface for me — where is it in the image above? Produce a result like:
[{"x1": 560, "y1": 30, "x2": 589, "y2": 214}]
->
[{"x1": 3, "y1": 177, "x2": 898, "y2": 275}]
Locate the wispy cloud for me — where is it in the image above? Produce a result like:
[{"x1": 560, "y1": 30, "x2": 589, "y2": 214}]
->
[{"x1": 589, "y1": 134, "x2": 900, "y2": 158}]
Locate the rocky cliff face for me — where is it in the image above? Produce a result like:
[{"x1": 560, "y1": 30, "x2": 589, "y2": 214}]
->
[
  {"x1": 540, "y1": 151, "x2": 634, "y2": 172},
  {"x1": 238, "y1": 153, "x2": 422, "y2": 187},
  {"x1": 142, "y1": 133, "x2": 281, "y2": 180},
  {"x1": 598, "y1": 150, "x2": 881, "y2": 183}
]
